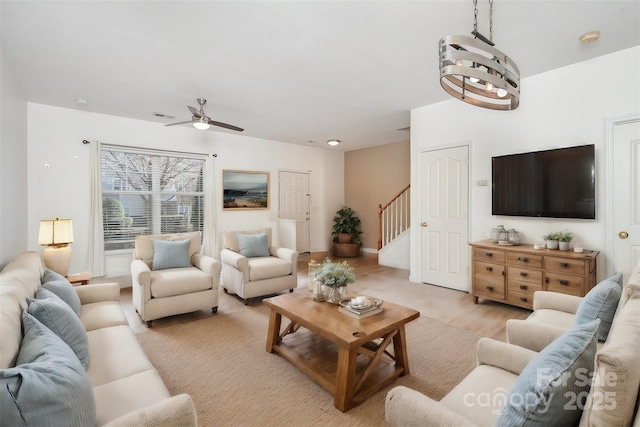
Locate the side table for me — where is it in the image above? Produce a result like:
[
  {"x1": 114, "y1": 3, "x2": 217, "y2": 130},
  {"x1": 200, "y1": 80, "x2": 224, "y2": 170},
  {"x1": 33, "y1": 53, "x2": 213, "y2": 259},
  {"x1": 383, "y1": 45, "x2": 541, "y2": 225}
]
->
[{"x1": 66, "y1": 272, "x2": 92, "y2": 286}]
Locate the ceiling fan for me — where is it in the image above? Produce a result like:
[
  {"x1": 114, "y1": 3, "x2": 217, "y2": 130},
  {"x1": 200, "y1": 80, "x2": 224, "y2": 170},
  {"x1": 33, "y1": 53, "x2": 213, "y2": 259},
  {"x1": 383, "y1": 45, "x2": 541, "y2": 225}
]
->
[{"x1": 165, "y1": 98, "x2": 244, "y2": 132}]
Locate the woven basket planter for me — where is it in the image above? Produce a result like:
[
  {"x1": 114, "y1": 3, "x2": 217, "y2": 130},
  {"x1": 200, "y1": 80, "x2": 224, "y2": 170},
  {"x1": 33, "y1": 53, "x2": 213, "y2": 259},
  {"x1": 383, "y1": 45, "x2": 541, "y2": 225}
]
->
[{"x1": 333, "y1": 243, "x2": 362, "y2": 258}]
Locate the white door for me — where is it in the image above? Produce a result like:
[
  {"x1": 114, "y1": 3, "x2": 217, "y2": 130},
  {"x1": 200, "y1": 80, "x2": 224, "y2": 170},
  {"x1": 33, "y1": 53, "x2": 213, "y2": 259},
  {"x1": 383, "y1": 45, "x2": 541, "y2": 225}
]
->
[
  {"x1": 613, "y1": 119, "x2": 640, "y2": 284},
  {"x1": 420, "y1": 146, "x2": 469, "y2": 291},
  {"x1": 279, "y1": 171, "x2": 310, "y2": 253}
]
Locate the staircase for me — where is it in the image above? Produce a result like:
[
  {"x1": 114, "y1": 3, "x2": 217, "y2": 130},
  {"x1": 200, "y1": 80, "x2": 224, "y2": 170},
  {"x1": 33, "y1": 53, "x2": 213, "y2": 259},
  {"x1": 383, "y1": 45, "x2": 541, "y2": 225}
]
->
[{"x1": 378, "y1": 185, "x2": 410, "y2": 269}]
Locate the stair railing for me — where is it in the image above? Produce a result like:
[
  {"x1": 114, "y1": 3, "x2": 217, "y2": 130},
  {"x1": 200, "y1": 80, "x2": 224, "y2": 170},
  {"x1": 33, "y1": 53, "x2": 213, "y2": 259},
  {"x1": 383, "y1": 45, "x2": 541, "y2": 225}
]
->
[{"x1": 378, "y1": 185, "x2": 410, "y2": 250}]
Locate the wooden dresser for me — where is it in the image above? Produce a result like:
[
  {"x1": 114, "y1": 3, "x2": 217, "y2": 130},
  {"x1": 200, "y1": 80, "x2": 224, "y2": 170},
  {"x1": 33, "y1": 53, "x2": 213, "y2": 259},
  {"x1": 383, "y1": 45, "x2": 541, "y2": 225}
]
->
[{"x1": 469, "y1": 240, "x2": 599, "y2": 310}]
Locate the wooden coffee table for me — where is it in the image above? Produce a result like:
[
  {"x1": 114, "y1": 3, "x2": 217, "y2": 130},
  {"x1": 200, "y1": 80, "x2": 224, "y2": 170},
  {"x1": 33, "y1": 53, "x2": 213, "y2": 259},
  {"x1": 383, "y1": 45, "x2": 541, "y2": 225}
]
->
[{"x1": 264, "y1": 292, "x2": 420, "y2": 412}]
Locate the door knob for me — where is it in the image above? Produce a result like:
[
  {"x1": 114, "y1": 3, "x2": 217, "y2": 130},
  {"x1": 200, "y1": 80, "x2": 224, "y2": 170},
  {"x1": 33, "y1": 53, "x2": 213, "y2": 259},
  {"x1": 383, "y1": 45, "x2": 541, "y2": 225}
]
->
[
  {"x1": 619, "y1": 231, "x2": 629, "y2": 239},
  {"x1": 421, "y1": 222, "x2": 428, "y2": 227}
]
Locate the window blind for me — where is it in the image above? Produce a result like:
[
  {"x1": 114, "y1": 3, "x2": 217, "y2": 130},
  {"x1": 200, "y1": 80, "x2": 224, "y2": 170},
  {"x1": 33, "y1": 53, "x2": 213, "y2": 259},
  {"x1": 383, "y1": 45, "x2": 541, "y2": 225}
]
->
[{"x1": 100, "y1": 148, "x2": 206, "y2": 251}]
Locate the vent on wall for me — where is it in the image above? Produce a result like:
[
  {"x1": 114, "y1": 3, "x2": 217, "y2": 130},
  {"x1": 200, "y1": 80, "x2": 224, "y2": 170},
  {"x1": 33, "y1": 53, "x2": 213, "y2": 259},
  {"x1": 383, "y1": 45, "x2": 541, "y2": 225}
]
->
[{"x1": 152, "y1": 112, "x2": 175, "y2": 119}]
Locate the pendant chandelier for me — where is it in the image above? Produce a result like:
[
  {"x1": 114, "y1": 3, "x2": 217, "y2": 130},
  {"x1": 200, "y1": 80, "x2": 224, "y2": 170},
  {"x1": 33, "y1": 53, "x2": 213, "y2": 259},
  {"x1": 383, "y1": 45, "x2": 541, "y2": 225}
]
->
[{"x1": 439, "y1": 0, "x2": 520, "y2": 110}]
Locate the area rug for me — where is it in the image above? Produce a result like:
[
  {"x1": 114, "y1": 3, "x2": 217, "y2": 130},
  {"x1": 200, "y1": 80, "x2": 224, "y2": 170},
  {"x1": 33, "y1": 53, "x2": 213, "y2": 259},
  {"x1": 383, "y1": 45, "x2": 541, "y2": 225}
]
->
[{"x1": 136, "y1": 294, "x2": 480, "y2": 427}]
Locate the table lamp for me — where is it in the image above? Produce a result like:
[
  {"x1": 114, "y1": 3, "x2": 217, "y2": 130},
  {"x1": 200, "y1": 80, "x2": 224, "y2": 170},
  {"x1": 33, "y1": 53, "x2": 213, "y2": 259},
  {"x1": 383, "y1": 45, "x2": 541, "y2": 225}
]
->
[{"x1": 38, "y1": 218, "x2": 74, "y2": 276}]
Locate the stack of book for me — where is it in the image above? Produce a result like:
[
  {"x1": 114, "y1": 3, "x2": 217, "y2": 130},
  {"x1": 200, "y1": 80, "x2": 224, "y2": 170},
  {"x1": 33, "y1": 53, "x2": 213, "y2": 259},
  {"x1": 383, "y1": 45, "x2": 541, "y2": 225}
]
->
[{"x1": 338, "y1": 301, "x2": 383, "y2": 319}]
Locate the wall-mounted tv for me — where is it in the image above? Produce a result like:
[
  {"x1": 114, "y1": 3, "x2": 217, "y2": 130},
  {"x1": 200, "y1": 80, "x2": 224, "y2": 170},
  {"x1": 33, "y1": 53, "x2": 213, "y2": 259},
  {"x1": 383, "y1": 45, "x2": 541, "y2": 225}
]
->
[{"x1": 492, "y1": 144, "x2": 595, "y2": 219}]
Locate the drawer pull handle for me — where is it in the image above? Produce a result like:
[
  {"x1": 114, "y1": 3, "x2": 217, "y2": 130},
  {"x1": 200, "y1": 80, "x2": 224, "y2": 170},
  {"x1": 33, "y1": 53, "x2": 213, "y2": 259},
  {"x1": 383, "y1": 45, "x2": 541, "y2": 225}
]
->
[
  {"x1": 486, "y1": 266, "x2": 493, "y2": 272},
  {"x1": 518, "y1": 257, "x2": 528, "y2": 262},
  {"x1": 519, "y1": 284, "x2": 527, "y2": 290},
  {"x1": 520, "y1": 272, "x2": 528, "y2": 277},
  {"x1": 560, "y1": 262, "x2": 568, "y2": 268},
  {"x1": 560, "y1": 280, "x2": 569, "y2": 285},
  {"x1": 520, "y1": 297, "x2": 528, "y2": 302},
  {"x1": 486, "y1": 286, "x2": 494, "y2": 291},
  {"x1": 486, "y1": 252, "x2": 493, "y2": 257}
]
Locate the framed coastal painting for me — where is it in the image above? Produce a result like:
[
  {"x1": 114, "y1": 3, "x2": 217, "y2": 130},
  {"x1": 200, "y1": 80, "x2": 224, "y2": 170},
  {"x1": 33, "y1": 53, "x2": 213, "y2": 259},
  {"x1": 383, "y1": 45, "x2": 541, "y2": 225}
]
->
[{"x1": 222, "y1": 170, "x2": 270, "y2": 210}]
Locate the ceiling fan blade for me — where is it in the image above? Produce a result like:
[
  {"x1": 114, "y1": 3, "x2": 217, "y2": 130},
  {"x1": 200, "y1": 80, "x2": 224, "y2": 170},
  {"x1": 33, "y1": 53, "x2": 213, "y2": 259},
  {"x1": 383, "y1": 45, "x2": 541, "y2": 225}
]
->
[
  {"x1": 208, "y1": 120, "x2": 244, "y2": 132},
  {"x1": 187, "y1": 106, "x2": 201, "y2": 118},
  {"x1": 164, "y1": 121, "x2": 193, "y2": 127}
]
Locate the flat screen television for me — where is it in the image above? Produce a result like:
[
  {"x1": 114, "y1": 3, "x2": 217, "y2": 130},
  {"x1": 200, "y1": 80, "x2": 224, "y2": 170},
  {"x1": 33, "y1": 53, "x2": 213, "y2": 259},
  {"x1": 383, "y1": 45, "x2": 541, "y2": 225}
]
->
[{"x1": 492, "y1": 144, "x2": 595, "y2": 219}]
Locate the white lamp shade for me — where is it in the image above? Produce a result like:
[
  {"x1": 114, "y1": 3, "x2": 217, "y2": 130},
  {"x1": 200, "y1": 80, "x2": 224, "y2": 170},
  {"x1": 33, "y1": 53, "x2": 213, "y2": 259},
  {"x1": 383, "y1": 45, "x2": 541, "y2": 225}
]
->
[{"x1": 38, "y1": 218, "x2": 74, "y2": 245}]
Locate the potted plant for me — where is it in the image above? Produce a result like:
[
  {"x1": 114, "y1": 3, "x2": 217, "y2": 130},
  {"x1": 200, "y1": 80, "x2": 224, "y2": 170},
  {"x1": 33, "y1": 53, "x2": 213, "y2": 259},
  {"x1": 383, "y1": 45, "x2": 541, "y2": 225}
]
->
[
  {"x1": 331, "y1": 206, "x2": 362, "y2": 257},
  {"x1": 314, "y1": 258, "x2": 356, "y2": 303},
  {"x1": 557, "y1": 230, "x2": 575, "y2": 251},
  {"x1": 543, "y1": 232, "x2": 560, "y2": 250},
  {"x1": 331, "y1": 206, "x2": 361, "y2": 244}
]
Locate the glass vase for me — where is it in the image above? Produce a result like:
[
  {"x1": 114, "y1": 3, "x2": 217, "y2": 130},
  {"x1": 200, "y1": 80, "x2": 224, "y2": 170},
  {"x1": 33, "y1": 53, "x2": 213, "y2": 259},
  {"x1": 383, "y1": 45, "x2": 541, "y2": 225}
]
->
[{"x1": 322, "y1": 285, "x2": 346, "y2": 304}]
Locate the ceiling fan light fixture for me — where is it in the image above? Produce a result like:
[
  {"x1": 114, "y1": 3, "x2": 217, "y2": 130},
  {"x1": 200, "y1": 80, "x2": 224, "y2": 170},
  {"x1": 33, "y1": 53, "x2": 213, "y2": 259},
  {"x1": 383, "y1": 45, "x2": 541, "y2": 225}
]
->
[
  {"x1": 438, "y1": 0, "x2": 520, "y2": 111},
  {"x1": 193, "y1": 118, "x2": 210, "y2": 130}
]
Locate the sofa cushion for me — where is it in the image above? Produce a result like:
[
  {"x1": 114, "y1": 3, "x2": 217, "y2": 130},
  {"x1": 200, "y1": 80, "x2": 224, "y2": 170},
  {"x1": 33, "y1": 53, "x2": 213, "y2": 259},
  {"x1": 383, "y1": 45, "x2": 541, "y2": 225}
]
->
[
  {"x1": 441, "y1": 364, "x2": 520, "y2": 427},
  {"x1": 497, "y1": 319, "x2": 599, "y2": 427},
  {"x1": 0, "y1": 312, "x2": 95, "y2": 426},
  {"x1": 574, "y1": 273, "x2": 623, "y2": 341},
  {"x1": 149, "y1": 268, "x2": 213, "y2": 298},
  {"x1": 238, "y1": 232, "x2": 270, "y2": 258},
  {"x1": 41, "y1": 271, "x2": 82, "y2": 316},
  {"x1": 579, "y1": 297, "x2": 640, "y2": 427},
  {"x1": 80, "y1": 300, "x2": 129, "y2": 332},
  {"x1": 86, "y1": 325, "x2": 156, "y2": 387},
  {"x1": 152, "y1": 239, "x2": 191, "y2": 270},
  {"x1": 93, "y1": 370, "x2": 171, "y2": 426},
  {"x1": 248, "y1": 257, "x2": 292, "y2": 281},
  {"x1": 28, "y1": 288, "x2": 89, "y2": 368}
]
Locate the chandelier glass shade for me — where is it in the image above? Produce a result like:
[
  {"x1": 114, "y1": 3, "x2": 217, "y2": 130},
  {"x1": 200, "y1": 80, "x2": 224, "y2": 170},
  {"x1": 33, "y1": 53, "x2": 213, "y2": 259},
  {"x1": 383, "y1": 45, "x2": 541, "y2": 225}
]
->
[{"x1": 439, "y1": 1, "x2": 520, "y2": 110}]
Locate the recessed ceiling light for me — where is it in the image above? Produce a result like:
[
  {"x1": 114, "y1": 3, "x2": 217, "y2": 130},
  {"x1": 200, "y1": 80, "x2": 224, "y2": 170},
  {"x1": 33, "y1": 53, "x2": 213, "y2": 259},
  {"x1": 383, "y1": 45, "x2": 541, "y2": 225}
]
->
[
  {"x1": 327, "y1": 139, "x2": 340, "y2": 146},
  {"x1": 579, "y1": 31, "x2": 600, "y2": 44}
]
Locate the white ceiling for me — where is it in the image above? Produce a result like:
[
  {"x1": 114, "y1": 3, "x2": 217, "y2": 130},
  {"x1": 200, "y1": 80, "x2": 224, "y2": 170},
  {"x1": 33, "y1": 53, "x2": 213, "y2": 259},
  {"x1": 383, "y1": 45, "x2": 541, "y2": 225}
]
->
[{"x1": 2, "y1": 1, "x2": 639, "y2": 151}]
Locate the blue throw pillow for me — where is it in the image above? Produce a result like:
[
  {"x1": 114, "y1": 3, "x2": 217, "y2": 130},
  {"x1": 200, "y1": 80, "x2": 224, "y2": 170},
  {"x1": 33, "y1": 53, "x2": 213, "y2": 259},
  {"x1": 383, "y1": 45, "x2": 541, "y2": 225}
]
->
[
  {"x1": 41, "y1": 277, "x2": 82, "y2": 316},
  {"x1": 29, "y1": 288, "x2": 89, "y2": 368},
  {"x1": 574, "y1": 273, "x2": 623, "y2": 341},
  {"x1": 237, "y1": 233, "x2": 270, "y2": 258},
  {"x1": 43, "y1": 268, "x2": 69, "y2": 284},
  {"x1": 0, "y1": 312, "x2": 95, "y2": 427},
  {"x1": 497, "y1": 319, "x2": 599, "y2": 427},
  {"x1": 151, "y1": 239, "x2": 191, "y2": 270}
]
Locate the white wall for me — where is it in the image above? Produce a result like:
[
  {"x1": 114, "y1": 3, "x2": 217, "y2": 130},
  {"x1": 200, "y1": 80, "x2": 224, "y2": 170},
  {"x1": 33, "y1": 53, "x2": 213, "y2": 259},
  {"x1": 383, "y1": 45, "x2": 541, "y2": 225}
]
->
[
  {"x1": 410, "y1": 46, "x2": 640, "y2": 284},
  {"x1": 26, "y1": 104, "x2": 344, "y2": 277},
  {"x1": 0, "y1": 49, "x2": 28, "y2": 268}
]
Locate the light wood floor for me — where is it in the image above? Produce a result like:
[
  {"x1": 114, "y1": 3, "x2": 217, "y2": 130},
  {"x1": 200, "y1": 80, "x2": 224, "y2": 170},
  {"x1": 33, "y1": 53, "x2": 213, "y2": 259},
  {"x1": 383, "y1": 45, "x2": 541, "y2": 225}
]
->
[{"x1": 121, "y1": 253, "x2": 530, "y2": 340}]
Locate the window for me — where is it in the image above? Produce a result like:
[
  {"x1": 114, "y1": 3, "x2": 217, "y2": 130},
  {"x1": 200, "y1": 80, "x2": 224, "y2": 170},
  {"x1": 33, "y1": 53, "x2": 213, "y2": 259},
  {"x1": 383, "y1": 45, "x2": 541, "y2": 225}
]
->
[{"x1": 101, "y1": 148, "x2": 206, "y2": 251}]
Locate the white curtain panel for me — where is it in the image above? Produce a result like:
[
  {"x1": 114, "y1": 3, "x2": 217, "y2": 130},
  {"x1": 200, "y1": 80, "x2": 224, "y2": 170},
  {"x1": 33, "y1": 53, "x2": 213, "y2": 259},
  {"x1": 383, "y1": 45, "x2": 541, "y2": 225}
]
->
[
  {"x1": 87, "y1": 140, "x2": 106, "y2": 276},
  {"x1": 202, "y1": 155, "x2": 217, "y2": 257}
]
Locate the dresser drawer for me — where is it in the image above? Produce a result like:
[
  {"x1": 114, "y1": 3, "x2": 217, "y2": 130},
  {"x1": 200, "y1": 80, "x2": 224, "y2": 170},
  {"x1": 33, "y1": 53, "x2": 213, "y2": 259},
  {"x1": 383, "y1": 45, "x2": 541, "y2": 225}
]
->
[
  {"x1": 474, "y1": 275, "x2": 505, "y2": 299},
  {"x1": 507, "y1": 279, "x2": 542, "y2": 295},
  {"x1": 507, "y1": 290, "x2": 534, "y2": 309},
  {"x1": 507, "y1": 267, "x2": 542, "y2": 285},
  {"x1": 545, "y1": 272, "x2": 585, "y2": 296},
  {"x1": 474, "y1": 248, "x2": 506, "y2": 263},
  {"x1": 545, "y1": 257, "x2": 587, "y2": 276},
  {"x1": 507, "y1": 252, "x2": 543, "y2": 269},
  {"x1": 474, "y1": 261, "x2": 505, "y2": 278}
]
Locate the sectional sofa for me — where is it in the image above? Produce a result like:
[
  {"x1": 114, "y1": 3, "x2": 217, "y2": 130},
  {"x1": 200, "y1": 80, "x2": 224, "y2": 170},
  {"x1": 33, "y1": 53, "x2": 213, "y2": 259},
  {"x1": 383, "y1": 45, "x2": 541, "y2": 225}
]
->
[
  {"x1": 0, "y1": 251, "x2": 197, "y2": 426},
  {"x1": 386, "y1": 259, "x2": 640, "y2": 426}
]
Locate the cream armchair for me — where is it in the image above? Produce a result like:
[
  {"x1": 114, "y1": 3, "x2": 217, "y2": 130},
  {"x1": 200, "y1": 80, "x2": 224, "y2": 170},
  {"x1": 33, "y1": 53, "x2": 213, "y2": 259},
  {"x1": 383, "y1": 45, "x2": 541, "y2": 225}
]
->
[
  {"x1": 220, "y1": 228, "x2": 298, "y2": 304},
  {"x1": 131, "y1": 231, "x2": 221, "y2": 327}
]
